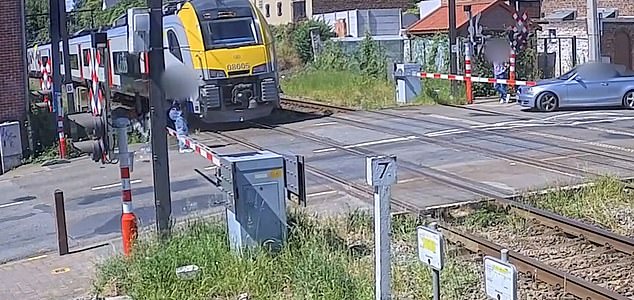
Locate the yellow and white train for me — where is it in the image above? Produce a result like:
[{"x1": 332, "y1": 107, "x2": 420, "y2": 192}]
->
[{"x1": 27, "y1": 0, "x2": 280, "y2": 125}]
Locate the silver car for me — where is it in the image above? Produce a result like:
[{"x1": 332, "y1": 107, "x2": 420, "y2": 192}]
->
[{"x1": 517, "y1": 62, "x2": 634, "y2": 112}]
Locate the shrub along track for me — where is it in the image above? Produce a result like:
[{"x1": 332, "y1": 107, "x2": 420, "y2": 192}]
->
[{"x1": 195, "y1": 106, "x2": 634, "y2": 298}]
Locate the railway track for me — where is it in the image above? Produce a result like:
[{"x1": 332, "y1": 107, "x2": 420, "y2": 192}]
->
[
  {"x1": 199, "y1": 125, "x2": 634, "y2": 299},
  {"x1": 194, "y1": 97, "x2": 634, "y2": 299},
  {"x1": 280, "y1": 96, "x2": 634, "y2": 187}
]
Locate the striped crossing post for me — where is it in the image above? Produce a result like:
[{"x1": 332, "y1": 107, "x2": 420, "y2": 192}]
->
[
  {"x1": 116, "y1": 118, "x2": 137, "y2": 256},
  {"x1": 465, "y1": 44, "x2": 473, "y2": 104}
]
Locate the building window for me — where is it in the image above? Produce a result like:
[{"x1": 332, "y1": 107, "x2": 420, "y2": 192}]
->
[
  {"x1": 265, "y1": 4, "x2": 270, "y2": 17},
  {"x1": 60, "y1": 52, "x2": 64, "y2": 66},
  {"x1": 167, "y1": 30, "x2": 183, "y2": 62},
  {"x1": 292, "y1": 0, "x2": 306, "y2": 22},
  {"x1": 277, "y1": 2, "x2": 282, "y2": 16}
]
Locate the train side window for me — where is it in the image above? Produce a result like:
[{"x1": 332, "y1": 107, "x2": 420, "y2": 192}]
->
[
  {"x1": 98, "y1": 48, "x2": 105, "y2": 67},
  {"x1": 113, "y1": 51, "x2": 129, "y2": 75},
  {"x1": 69, "y1": 54, "x2": 79, "y2": 69},
  {"x1": 277, "y1": 2, "x2": 282, "y2": 16},
  {"x1": 83, "y1": 49, "x2": 90, "y2": 66},
  {"x1": 265, "y1": 4, "x2": 270, "y2": 17},
  {"x1": 167, "y1": 30, "x2": 183, "y2": 62}
]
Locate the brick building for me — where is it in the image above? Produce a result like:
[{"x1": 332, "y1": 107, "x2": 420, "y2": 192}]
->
[
  {"x1": 537, "y1": 0, "x2": 634, "y2": 76},
  {"x1": 0, "y1": 0, "x2": 27, "y2": 125}
]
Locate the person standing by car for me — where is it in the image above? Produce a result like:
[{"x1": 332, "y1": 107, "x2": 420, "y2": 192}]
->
[{"x1": 493, "y1": 60, "x2": 510, "y2": 103}]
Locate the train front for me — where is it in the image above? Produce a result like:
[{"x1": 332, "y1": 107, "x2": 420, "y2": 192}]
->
[{"x1": 179, "y1": 0, "x2": 280, "y2": 123}]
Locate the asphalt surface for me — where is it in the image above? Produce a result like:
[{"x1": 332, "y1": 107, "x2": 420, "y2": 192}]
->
[{"x1": 2, "y1": 100, "x2": 634, "y2": 263}]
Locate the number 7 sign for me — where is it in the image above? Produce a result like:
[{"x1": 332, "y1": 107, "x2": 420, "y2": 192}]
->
[{"x1": 366, "y1": 155, "x2": 397, "y2": 186}]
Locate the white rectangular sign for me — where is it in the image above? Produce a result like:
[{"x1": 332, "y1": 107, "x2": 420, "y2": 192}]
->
[
  {"x1": 484, "y1": 256, "x2": 518, "y2": 300},
  {"x1": 417, "y1": 226, "x2": 444, "y2": 270},
  {"x1": 365, "y1": 155, "x2": 397, "y2": 186}
]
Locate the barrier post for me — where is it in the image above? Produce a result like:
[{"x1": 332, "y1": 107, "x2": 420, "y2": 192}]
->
[
  {"x1": 465, "y1": 44, "x2": 473, "y2": 104},
  {"x1": 116, "y1": 118, "x2": 137, "y2": 256},
  {"x1": 53, "y1": 189, "x2": 69, "y2": 256}
]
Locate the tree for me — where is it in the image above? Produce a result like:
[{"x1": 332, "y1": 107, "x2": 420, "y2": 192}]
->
[
  {"x1": 25, "y1": 0, "x2": 147, "y2": 45},
  {"x1": 25, "y1": 0, "x2": 49, "y2": 45}
]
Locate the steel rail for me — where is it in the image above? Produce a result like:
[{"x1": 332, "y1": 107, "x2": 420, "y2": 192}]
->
[
  {"x1": 281, "y1": 96, "x2": 634, "y2": 171},
  {"x1": 193, "y1": 119, "x2": 634, "y2": 299},
  {"x1": 197, "y1": 131, "x2": 417, "y2": 214},
  {"x1": 248, "y1": 116, "x2": 634, "y2": 256},
  {"x1": 327, "y1": 114, "x2": 600, "y2": 179},
  {"x1": 440, "y1": 224, "x2": 629, "y2": 300},
  {"x1": 247, "y1": 119, "x2": 514, "y2": 197},
  {"x1": 369, "y1": 111, "x2": 634, "y2": 169},
  {"x1": 280, "y1": 96, "x2": 357, "y2": 113},
  {"x1": 373, "y1": 107, "x2": 634, "y2": 167}
]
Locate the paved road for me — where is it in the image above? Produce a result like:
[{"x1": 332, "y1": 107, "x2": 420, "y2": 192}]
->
[
  {"x1": 201, "y1": 101, "x2": 634, "y2": 210},
  {"x1": 2, "y1": 101, "x2": 634, "y2": 263},
  {"x1": 0, "y1": 134, "x2": 368, "y2": 263}
]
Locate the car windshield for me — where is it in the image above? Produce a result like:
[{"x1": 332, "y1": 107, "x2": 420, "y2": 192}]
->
[
  {"x1": 558, "y1": 68, "x2": 577, "y2": 80},
  {"x1": 201, "y1": 17, "x2": 261, "y2": 49}
]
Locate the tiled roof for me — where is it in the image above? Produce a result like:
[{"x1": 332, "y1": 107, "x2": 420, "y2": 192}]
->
[
  {"x1": 312, "y1": 0, "x2": 411, "y2": 14},
  {"x1": 407, "y1": 0, "x2": 513, "y2": 34}
]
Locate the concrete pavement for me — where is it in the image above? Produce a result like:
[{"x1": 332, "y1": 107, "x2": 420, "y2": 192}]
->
[{"x1": 3, "y1": 99, "x2": 634, "y2": 299}]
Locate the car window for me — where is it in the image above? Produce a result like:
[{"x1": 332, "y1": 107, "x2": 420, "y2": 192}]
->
[{"x1": 577, "y1": 64, "x2": 617, "y2": 80}]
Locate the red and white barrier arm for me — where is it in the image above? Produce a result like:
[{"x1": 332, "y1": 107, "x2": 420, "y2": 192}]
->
[
  {"x1": 166, "y1": 127, "x2": 221, "y2": 166},
  {"x1": 470, "y1": 76, "x2": 537, "y2": 86},
  {"x1": 417, "y1": 72, "x2": 537, "y2": 87}
]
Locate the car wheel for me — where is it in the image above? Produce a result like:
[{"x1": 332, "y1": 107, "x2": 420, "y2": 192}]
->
[
  {"x1": 623, "y1": 90, "x2": 634, "y2": 109},
  {"x1": 537, "y1": 92, "x2": 558, "y2": 112}
]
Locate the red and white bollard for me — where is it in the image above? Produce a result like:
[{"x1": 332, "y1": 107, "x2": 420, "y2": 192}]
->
[
  {"x1": 465, "y1": 44, "x2": 473, "y2": 104},
  {"x1": 116, "y1": 119, "x2": 137, "y2": 256}
]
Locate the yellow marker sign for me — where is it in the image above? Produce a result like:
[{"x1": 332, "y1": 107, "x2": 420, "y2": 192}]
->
[
  {"x1": 422, "y1": 237, "x2": 437, "y2": 252},
  {"x1": 269, "y1": 169, "x2": 283, "y2": 178},
  {"x1": 493, "y1": 264, "x2": 509, "y2": 274}
]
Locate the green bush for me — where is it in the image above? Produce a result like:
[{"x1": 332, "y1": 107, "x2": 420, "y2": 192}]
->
[
  {"x1": 281, "y1": 69, "x2": 395, "y2": 109},
  {"x1": 290, "y1": 20, "x2": 333, "y2": 64},
  {"x1": 310, "y1": 40, "x2": 353, "y2": 72},
  {"x1": 355, "y1": 34, "x2": 388, "y2": 79}
]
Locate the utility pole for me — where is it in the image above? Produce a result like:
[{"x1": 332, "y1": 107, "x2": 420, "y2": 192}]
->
[
  {"x1": 587, "y1": 0, "x2": 601, "y2": 61},
  {"x1": 49, "y1": 0, "x2": 65, "y2": 158},
  {"x1": 448, "y1": 0, "x2": 458, "y2": 95},
  {"x1": 59, "y1": 0, "x2": 75, "y2": 113},
  {"x1": 148, "y1": 0, "x2": 172, "y2": 237}
]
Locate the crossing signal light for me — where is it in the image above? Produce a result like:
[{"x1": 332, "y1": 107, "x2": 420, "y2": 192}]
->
[{"x1": 67, "y1": 112, "x2": 109, "y2": 163}]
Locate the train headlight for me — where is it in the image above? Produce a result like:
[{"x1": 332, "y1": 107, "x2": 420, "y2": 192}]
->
[
  {"x1": 208, "y1": 69, "x2": 226, "y2": 78},
  {"x1": 252, "y1": 63, "x2": 268, "y2": 74}
]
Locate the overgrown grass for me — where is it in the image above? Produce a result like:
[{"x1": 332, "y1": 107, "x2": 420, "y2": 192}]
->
[
  {"x1": 454, "y1": 176, "x2": 634, "y2": 237},
  {"x1": 94, "y1": 210, "x2": 483, "y2": 299},
  {"x1": 522, "y1": 176, "x2": 634, "y2": 237},
  {"x1": 282, "y1": 70, "x2": 467, "y2": 109},
  {"x1": 282, "y1": 70, "x2": 396, "y2": 109}
]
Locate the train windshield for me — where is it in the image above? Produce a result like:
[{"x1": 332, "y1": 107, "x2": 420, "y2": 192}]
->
[{"x1": 202, "y1": 17, "x2": 262, "y2": 49}]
